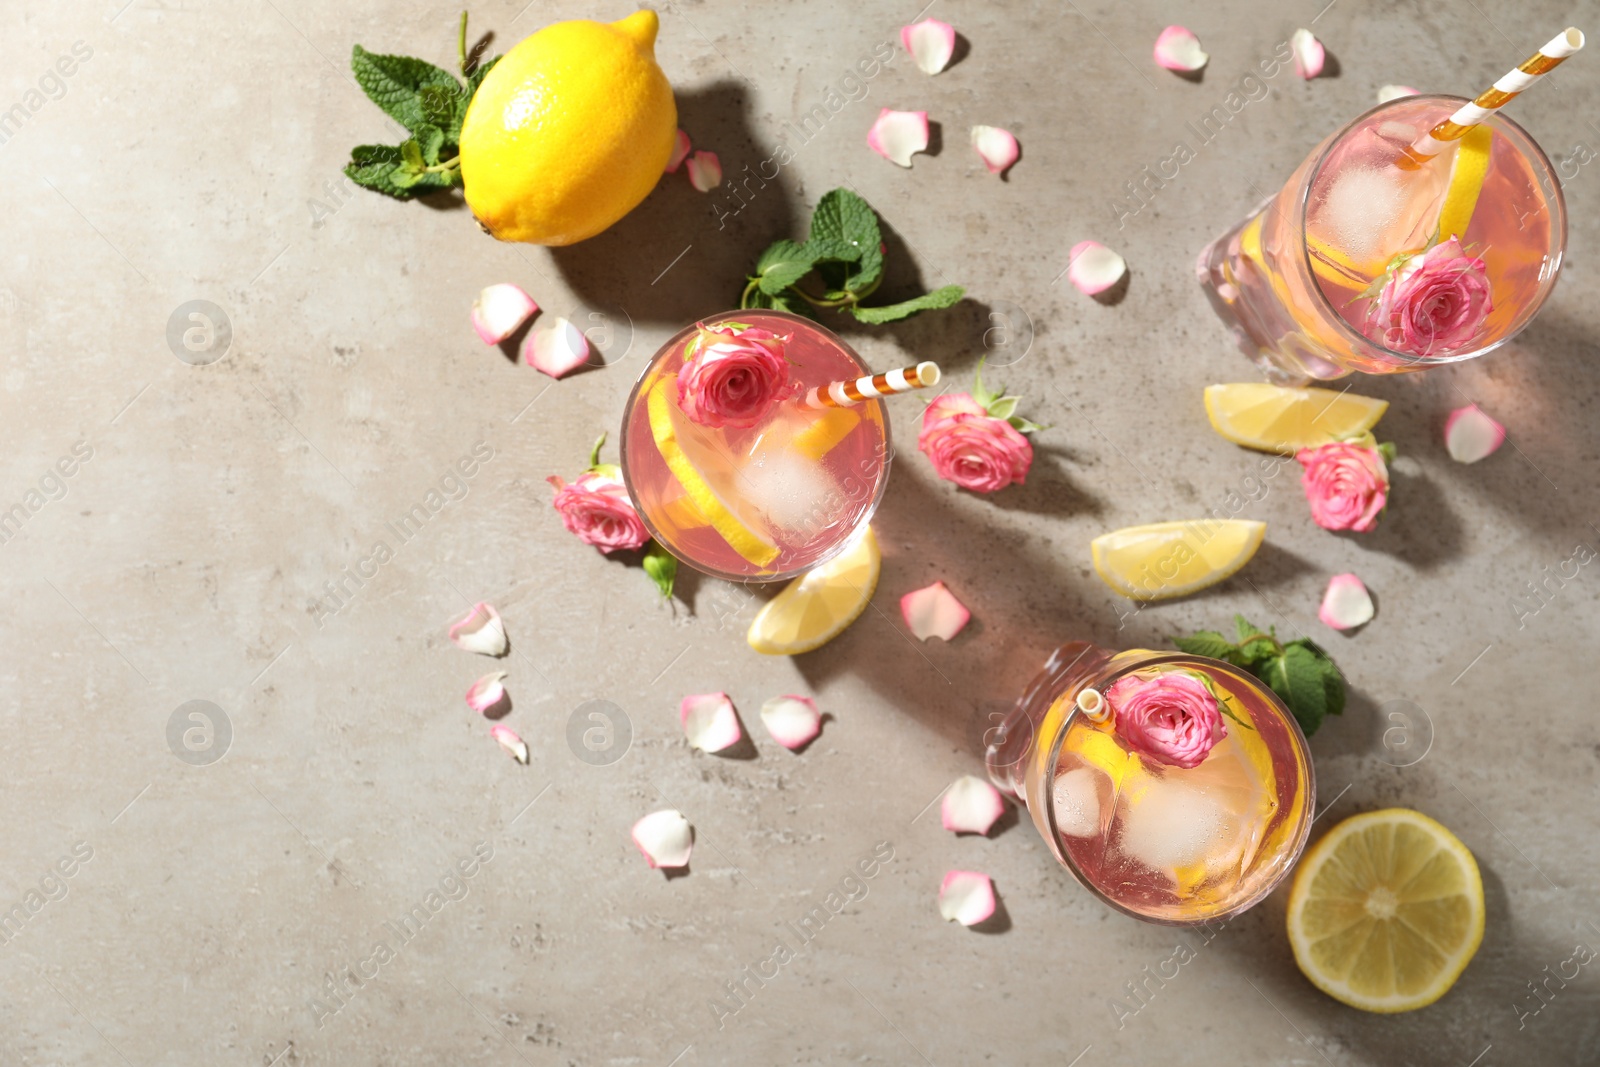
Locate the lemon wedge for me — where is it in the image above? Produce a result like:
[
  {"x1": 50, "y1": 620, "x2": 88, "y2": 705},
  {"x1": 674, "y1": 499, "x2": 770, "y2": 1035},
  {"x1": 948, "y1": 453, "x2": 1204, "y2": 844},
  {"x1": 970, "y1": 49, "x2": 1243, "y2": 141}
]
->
[
  {"x1": 790, "y1": 406, "x2": 861, "y2": 461},
  {"x1": 1091, "y1": 520, "x2": 1265, "y2": 601},
  {"x1": 1287, "y1": 808, "x2": 1485, "y2": 1013},
  {"x1": 1434, "y1": 126, "x2": 1493, "y2": 245},
  {"x1": 1204, "y1": 383, "x2": 1389, "y2": 454},
  {"x1": 747, "y1": 527, "x2": 880, "y2": 655},
  {"x1": 646, "y1": 375, "x2": 779, "y2": 568}
]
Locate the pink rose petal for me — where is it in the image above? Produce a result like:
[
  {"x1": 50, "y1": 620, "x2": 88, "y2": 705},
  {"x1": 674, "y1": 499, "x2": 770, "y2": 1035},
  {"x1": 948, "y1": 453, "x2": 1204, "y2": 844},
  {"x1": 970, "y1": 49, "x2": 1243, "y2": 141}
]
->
[
  {"x1": 867, "y1": 109, "x2": 929, "y2": 168},
  {"x1": 1377, "y1": 84, "x2": 1419, "y2": 103},
  {"x1": 900, "y1": 581, "x2": 970, "y2": 642},
  {"x1": 471, "y1": 284, "x2": 538, "y2": 345},
  {"x1": 941, "y1": 775, "x2": 1006, "y2": 835},
  {"x1": 1444, "y1": 404, "x2": 1506, "y2": 464},
  {"x1": 680, "y1": 692, "x2": 743, "y2": 753},
  {"x1": 686, "y1": 150, "x2": 722, "y2": 192},
  {"x1": 524, "y1": 317, "x2": 591, "y2": 379},
  {"x1": 489, "y1": 723, "x2": 528, "y2": 764},
  {"x1": 1153, "y1": 26, "x2": 1208, "y2": 72},
  {"x1": 465, "y1": 671, "x2": 508, "y2": 714},
  {"x1": 1319, "y1": 573, "x2": 1375, "y2": 631},
  {"x1": 1291, "y1": 28, "x2": 1326, "y2": 79},
  {"x1": 449, "y1": 602, "x2": 507, "y2": 657},
  {"x1": 938, "y1": 870, "x2": 996, "y2": 925},
  {"x1": 970, "y1": 125, "x2": 1019, "y2": 175},
  {"x1": 902, "y1": 18, "x2": 956, "y2": 75},
  {"x1": 1066, "y1": 240, "x2": 1127, "y2": 295},
  {"x1": 665, "y1": 128, "x2": 692, "y2": 173},
  {"x1": 759, "y1": 695, "x2": 821, "y2": 750},
  {"x1": 631, "y1": 809, "x2": 693, "y2": 869}
]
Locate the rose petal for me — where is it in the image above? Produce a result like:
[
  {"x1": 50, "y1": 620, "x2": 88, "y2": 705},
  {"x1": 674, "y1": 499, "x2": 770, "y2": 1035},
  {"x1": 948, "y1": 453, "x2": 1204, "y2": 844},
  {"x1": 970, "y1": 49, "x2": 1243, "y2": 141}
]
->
[
  {"x1": 941, "y1": 775, "x2": 1006, "y2": 835},
  {"x1": 759, "y1": 695, "x2": 821, "y2": 750},
  {"x1": 489, "y1": 723, "x2": 528, "y2": 764},
  {"x1": 970, "y1": 125, "x2": 1019, "y2": 175},
  {"x1": 901, "y1": 18, "x2": 956, "y2": 75},
  {"x1": 523, "y1": 317, "x2": 591, "y2": 379},
  {"x1": 1153, "y1": 26, "x2": 1208, "y2": 72},
  {"x1": 900, "y1": 581, "x2": 970, "y2": 642},
  {"x1": 686, "y1": 150, "x2": 722, "y2": 192},
  {"x1": 680, "y1": 692, "x2": 743, "y2": 753},
  {"x1": 471, "y1": 284, "x2": 538, "y2": 345},
  {"x1": 1318, "y1": 573, "x2": 1375, "y2": 631},
  {"x1": 938, "y1": 870, "x2": 996, "y2": 925},
  {"x1": 867, "y1": 109, "x2": 929, "y2": 168},
  {"x1": 1290, "y1": 28, "x2": 1325, "y2": 79},
  {"x1": 449, "y1": 602, "x2": 507, "y2": 657},
  {"x1": 1066, "y1": 240, "x2": 1127, "y2": 295},
  {"x1": 1445, "y1": 404, "x2": 1506, "y2": 464},
  {"x1": 665, "y1": 128, "x2": 692, "y2": 173},
  {"x1": 1377, "y1": 84, "x2": 1420, "y2": 103},
  {"x1": 465, "y1": 671, "x2": 508, "y2": 714},
  {"x1": 631, "y1": 809, "x2": 693, "y2": 869}
]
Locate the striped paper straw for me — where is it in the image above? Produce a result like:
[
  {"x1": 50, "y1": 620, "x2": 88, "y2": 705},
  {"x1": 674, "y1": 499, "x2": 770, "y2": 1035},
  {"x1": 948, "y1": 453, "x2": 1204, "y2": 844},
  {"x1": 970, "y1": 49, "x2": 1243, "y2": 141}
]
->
[
  {"x1": 1403, "y1": 27, "x2": 1585, "y2": 163},
  {"x1": 799, "y1": 361, "x2": 941, "y2": 409}
]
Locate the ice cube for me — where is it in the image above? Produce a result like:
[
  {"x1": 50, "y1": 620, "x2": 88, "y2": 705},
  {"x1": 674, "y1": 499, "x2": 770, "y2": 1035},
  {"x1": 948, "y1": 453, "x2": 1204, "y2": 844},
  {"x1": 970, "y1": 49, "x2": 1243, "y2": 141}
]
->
[
  {"x1": 1118, "y1": 778, "x2": 1239, "y2": 873},
  {"x1": 1317, "y1": 165, "x2": 1407, "y2": 264},
  {"x1": 740, "y1": 443, "x2": 842, "y2": 535},
  {"x1": 1052, "y1": 767, "x2": 1103, "y2": 838}
]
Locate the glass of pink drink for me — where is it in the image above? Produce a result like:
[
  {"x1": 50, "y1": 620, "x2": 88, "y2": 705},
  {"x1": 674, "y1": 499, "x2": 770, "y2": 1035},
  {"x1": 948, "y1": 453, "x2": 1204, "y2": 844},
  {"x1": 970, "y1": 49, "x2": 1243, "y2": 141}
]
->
[
  {"x1": 986, "y1": 642, "x2": 1315, "y2": 925},
  {"x1": 619, "y1": 310, "x2": 891, "y2": 583},
  {"x1": 1198, "y1": 95, "x2": 1566, "y2": 382}
]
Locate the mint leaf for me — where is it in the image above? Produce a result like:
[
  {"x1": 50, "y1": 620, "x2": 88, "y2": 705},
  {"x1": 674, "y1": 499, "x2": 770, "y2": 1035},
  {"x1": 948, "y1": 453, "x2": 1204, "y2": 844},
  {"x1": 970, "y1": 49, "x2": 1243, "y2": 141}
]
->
[
  {"x1": 809, "y1": 188, "x2": 880, "y2": 263},
  {"x1": 1234, "y1": 615, "x2": 1261, "y2": 644},
  {"x1": 849, "y1": 284, "x2": 965, "y2": 324},
  {"x1": 1174, "y1": 632, "x2": 1237, "y2": 660},
  {"x1": 642, "y1": 542, "x2": 677, "y2": 599},
  {"x1": 351, "y1": 46, "x2": 463, "y2": 134},
  {"x1": 1288, "y1": 638, "x2": 1346, "y2": 721},
  {"x1": 345, "y1": 144, "x2": 417, "y2": 199},
  {"x1": 415, "y1": 124, "x2": 446, "y2": 165},
  {"x1": 844, "y1": 239, "x2": 884, "y2": 295},
  {"x1": 1265, "y1": 643, "x2": 1329, "y2": 737},
  {"x1": 1236, "y1": 636, "x2": 1279, "y2": 667},
  {"x1": 755, "y1": 240, "x2": 817, "y2": 295}
]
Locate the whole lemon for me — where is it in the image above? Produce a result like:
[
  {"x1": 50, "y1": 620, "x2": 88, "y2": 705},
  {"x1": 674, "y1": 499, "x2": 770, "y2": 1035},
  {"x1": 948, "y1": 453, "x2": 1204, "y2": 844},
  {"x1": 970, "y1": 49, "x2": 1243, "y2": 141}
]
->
[{"x1": 459, "y1": 10, "x2": 676, "y2": 246}]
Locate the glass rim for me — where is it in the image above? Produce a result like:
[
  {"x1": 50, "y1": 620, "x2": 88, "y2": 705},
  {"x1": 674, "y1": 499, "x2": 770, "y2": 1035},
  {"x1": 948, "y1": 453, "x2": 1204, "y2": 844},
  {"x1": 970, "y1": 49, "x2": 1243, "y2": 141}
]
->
[
  {"x1": 617, "y1": 308, "x2": 893, "y2": 586},
  {"x1": 1039, "y1": 650, "x2": 1317, "y2": 927},
  {"x1": 1295, "y1": 93, "x2": 1568, "y2": 369}
]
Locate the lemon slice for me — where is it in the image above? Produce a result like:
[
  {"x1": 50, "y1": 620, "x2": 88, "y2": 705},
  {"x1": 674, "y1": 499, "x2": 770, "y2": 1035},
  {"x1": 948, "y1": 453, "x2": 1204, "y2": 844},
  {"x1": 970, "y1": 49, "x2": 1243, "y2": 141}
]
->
[
  {"x1": 1204, "y1": 383, "x2": 1389, "y2": 454},
  {"x1": 747, "y1": 527, "x2": 879, "y2": 655},
  {"x1": 646, "y1": 376, "x2": 779, "y2": 568},
  {"x1": 1434, "y1": 126, "x2": 1493, "y2": 245},
  {"x1": 790, "y1": 406, "x2": 861, "y2": 461},
  {"x1": 1287, "y1": 808, "x2": 1484, "y2": 1013},
  {"x1": 1091, "y1": 520, "x2": 1265, "y2": 601}
]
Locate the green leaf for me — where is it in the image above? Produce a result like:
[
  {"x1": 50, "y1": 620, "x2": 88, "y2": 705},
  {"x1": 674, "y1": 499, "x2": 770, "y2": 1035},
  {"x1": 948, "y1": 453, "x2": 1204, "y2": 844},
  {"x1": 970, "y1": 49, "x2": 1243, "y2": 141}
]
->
[
  {"x1": 755, "y1": 240, "x2": 817, "y2": 296},
  {"x1": 971, "y1": 357, "x2": 1000, "y2": 410},
  {"x1": 587, "y1": 432, "x2": 608, "y2": 470},
  {"x1": 345, "y1": 144, "x2": 419, "y2": 200},
  {"x1": 1173, "y1": 631, "x2": 1238, "y2": 661},
  {"x1": 642, "y1": 542, "x2": 677, "y2": 599},
  {"x1": 1233, "y1": 615, "x2": 1261, "y2": 644},
  {"x1": 1264, "y1": 644, "x2": 1329, "y2": 737},
  {"x1": 1377, "y1": 441, "x2": 1397, "y2": 465},
  {"x1": 849, "y1": 285, "x2": 965, "y2": 324},
  {"x1": 350, "y1": 46, "x2": 464, "y2": 134},
  {"x1": 1236, "y1": 636, "x2": 1279, "y2": 667},
  {"x1": 986, "y1": 395, "x2": 1019, "y2": 420},
  {"x1": 414, "y1": 123, "x2": 446, "y2": 166},
  {"x1": 808, "y1": 189, "x2": 880, "y2": 260},
  {"x1": 1008, "y1": 416, "x2": 1045, "y2": 434},
  {"x1": 803, "y1": 236, "x2": 862, "y2": 263},
  {"x1": 1288, "y1": 638, "x2": 1346, "y2": 721}
]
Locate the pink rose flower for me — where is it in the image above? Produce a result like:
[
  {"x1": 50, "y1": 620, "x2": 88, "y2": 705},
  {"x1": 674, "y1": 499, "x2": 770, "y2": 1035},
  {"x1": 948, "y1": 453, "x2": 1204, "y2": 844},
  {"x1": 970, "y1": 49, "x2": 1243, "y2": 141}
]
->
[
  {"x1": 1364, "y1": 237, "x2": 1492, "y2": 356},
  {"x1": 676, "y1": 324, "x2": 792, "y2": 428},
  {"x1": 1296, "y1": 441, "x2": 1389, "y2": 533},
  {"x1": 1107, "y1": 670, "x2": 1226, "y2": 769},
  {"x1": 547, "y1": 470, "x2": 649, "y2": 554},
  {"x1": 917, "y1": 393, "x2": 1033, "y2": 493}
]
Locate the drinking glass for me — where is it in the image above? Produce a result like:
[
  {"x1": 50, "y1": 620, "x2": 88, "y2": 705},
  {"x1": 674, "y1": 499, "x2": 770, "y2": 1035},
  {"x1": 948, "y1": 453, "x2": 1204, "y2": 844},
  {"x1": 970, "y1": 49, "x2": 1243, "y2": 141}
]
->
[
  {"x1": 986, "y1": 642, "x2": 1315, "y2": 925},
  {"x1": 1197, "y1": 94, "x2": 1566, "y2": 382}
]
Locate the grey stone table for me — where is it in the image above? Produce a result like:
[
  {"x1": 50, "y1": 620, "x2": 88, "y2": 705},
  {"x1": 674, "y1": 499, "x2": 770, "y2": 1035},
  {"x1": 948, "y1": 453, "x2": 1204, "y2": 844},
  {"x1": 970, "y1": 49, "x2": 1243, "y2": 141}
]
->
[{"x1": 3, "y1": 1, "x2": 1597, "y2": 1064}]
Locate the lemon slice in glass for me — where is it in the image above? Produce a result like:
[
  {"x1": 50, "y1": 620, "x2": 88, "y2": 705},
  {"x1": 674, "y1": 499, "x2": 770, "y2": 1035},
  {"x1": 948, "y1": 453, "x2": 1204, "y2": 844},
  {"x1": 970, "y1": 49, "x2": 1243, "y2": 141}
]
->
[
  {"x1": 1434, "y1": 126, "x2": 1494, "y2": 245},
  {"x1": 1204, "y1": 383, "x2": 1389, "y2": 454},
  {"x1": 1287, "y1": 808, "x2": 1485, "y2": 1013},
  {"x1": 747, "y1": 527, "x2": 879, "y2": 655},
  {"x1": 1091, "y1": 520, "x2": 1265, "y2": 601},
  {"x1": 646, "y1": 375, "x2": 779, "y2": 567}
]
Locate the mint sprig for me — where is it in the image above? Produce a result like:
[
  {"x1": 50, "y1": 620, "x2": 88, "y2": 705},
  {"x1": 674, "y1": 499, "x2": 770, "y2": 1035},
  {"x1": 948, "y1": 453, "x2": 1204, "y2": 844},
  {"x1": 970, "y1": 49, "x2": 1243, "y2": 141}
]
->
[
  {"x1": 740, "y1": 188, "x2": 965, "y2": 324},
  {"x1": 344, "y1": 13, "x2": 501, "y2": 200},
  {"x1": 1173, "y1": 615, "x2": 1345, "y2": 737}
]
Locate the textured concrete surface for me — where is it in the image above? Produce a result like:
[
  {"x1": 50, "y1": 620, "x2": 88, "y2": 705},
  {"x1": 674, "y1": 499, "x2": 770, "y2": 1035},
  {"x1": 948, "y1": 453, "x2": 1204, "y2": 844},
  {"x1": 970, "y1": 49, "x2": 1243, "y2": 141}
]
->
[{"x1": 3, "y1": 1, "x2": 1599, "y2": 1064}]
